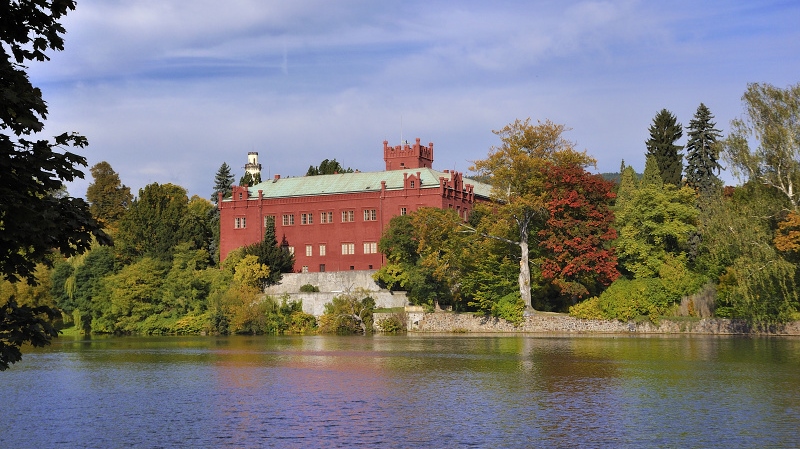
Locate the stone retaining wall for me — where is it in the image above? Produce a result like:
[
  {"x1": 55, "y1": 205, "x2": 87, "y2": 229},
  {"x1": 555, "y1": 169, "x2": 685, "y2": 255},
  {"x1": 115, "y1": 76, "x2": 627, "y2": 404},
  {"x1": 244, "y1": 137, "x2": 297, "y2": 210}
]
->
[
  {"x1": 264, "y1": 271, "x2": 408, "y2": 316},
  {"x1": 400, "y1": 312, "x2": 800, "y2": 335}
]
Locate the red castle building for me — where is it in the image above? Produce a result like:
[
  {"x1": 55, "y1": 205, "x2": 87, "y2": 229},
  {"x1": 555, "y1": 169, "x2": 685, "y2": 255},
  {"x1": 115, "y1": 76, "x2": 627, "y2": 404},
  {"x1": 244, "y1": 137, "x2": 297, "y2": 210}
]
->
[{"x1": 218, "y1": 138, "x2": 492, "y2": 272}]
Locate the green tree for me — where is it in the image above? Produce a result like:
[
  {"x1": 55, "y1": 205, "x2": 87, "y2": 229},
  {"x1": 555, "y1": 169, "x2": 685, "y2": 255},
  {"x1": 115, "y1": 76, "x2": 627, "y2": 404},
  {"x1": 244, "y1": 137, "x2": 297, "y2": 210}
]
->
[
  {"x1": 641, "y1": 154, "x2": 663, "y2": 188},
  {"x1": 470, "y1": 118, "x2": 596, "y2": 311},
  {"x1": 318, "y1": 289, "x2": 375, "y2": 334},
  {"x1": 212, "y1": 162, "x2": 235, "y2": 204},
  {"x1": 646, "y1": 109, "x2": 684, "y2": 186},
  {"x1": 239, "y1": 171, "x2": 261, "y2": 187},
  {"x1": 100, "y1": 257, "x2": 169, "y2": 334},
  {"x1": 373, "y1": 214, "x2": 452, "y2": 310},
  {"x1": 684, "y1": 103, "x2": 723, "y2": 197},
  {"x1": 242, "y1": 216, "x2": 295, "y2": 286},
  {"x1": 116, "y1": 183, "x2": 191, "y2": 262},
  {"x1": 615, "y1": 163, "x2": 639, "y2": 211},
  {"x1": 306, "y1": 158, "x2": 354, "y2": 176},
  {"x1": 723, "y1": 82, "x2": 800, "y2": 210},
  {"x1": 614, "y1": 183, "x2": 699, "y2": 279},
  {"x1": 696, "y1": 183, "x2": 799, "y2": 321},
  {"x1": 0, "y1": 0, "x2": 109, "y2": 368},
  {"x1": 86, "y1": 161, "x2": 132, "y2": 228}
]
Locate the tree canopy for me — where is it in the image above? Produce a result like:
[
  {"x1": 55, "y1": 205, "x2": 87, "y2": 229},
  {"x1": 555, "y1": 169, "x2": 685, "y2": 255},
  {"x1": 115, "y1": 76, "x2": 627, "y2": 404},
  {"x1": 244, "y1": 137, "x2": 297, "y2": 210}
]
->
[
  {"x1": 86, "y1": 161, "x2": 132, "y2": 228},
  {"x1": 470, "y1": 118, "x2": 596, "y2": 310},
  {"x1": 723, "y1": 82, "x2": 800, "y2": 210},
  {"x1": 306, "y1": 158, "x2": 354, "y2": 176},
  {"x1": 0, "y1": 0, "x2": 110, "y2": 369}
]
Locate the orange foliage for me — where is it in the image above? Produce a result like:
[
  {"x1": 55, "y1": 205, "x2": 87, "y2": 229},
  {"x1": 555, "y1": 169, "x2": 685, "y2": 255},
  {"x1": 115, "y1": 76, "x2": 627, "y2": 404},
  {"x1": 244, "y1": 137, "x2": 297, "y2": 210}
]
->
[{"x1": 774, "y1": 211, "x2": 800, "y2": 253}]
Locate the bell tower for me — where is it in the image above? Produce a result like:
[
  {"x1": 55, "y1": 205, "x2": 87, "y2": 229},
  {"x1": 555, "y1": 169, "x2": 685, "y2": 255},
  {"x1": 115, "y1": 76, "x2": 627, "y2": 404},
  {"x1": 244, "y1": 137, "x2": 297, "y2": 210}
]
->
[
  {"x1": 245, "y1": 152, "x2": 262, "y2": 179},
  {"x1": 383, "y1": 137, "x2": 434, "y2": 171}
]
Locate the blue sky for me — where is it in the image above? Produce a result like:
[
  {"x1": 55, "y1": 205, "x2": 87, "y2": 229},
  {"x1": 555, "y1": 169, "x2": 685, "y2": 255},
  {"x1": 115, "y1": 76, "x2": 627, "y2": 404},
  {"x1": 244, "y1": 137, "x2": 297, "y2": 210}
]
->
[{"x1": 28, "y1": 0, "x2": 800, "y2": 199}]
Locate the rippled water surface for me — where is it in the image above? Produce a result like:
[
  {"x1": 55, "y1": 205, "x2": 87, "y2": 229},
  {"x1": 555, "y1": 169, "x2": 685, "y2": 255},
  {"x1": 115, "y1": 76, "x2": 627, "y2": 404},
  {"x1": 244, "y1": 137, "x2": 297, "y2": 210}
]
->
[{"x1": 2, "y1": 334, "x2": 799, "y2": 448}]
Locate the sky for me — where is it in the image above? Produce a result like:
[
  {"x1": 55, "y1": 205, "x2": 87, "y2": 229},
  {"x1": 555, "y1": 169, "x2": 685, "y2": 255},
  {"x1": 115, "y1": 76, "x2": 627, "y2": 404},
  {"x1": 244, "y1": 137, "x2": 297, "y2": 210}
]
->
[{"x1": 27, "y1": 0, "x2": 800, "y2": 200}]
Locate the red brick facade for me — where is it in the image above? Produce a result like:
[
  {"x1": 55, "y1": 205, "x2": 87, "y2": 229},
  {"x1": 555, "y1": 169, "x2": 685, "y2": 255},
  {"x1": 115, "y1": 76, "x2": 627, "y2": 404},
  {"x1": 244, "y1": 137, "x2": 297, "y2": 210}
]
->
[{"x1": 218, "y1": 138, "x2": 491, "y2": 272}]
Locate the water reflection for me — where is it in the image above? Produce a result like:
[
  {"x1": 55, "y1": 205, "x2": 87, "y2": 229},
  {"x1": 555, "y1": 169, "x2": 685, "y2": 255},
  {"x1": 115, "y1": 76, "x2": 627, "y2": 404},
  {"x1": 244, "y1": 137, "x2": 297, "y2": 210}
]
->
[{"x1": 2, "y1": 334, "x2": 799, "y2": 448}]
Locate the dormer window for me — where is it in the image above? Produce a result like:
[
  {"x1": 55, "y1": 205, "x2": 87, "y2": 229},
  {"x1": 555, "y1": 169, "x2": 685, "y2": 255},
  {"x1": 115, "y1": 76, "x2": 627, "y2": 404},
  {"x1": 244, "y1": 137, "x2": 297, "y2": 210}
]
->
[{"x1": 410, "y1": 180, "x2": 415, "y2": 188}]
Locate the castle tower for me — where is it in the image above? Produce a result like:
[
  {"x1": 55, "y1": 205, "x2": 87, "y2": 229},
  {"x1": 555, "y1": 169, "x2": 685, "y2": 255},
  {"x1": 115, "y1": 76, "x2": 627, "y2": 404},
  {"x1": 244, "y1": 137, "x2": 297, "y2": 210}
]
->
[
  {"x1": 383, "y1": 137, "x2": 434, "y2": 171},
  {"x1": 245, "y1": 151, "x2": 262, "y2": 179}
]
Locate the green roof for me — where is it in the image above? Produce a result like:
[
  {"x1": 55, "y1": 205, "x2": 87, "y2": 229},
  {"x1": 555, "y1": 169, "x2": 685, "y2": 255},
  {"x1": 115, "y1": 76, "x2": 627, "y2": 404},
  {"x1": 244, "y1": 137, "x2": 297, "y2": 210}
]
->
[{"x1": 240, "y1": 168, "x2": 493, "y2": 200}]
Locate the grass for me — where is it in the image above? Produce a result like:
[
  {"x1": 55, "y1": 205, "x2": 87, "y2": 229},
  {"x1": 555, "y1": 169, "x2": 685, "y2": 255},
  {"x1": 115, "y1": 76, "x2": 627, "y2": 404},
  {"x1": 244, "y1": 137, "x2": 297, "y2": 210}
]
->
[{"x1": 373, "y1": 307, "x2": 406, "y2": 314}]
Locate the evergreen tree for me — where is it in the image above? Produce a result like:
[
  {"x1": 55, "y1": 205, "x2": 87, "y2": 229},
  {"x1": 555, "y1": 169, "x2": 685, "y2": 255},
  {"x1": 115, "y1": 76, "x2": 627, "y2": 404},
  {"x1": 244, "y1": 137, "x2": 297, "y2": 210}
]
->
[
  {"x1": 239, "y1": 171, "x2": 261, "y2": 186},
  {"x1": 212, "y1": 162, "x2": 235, "y2": 203},
  {"x1": 646, "y1": 109, "x2": 684, "y2": 186},
  {"x1": 615, "y1": 163, "x2": 639, "y2": 212},
  {"x1": 684, "y1": 103, "x2": 723, "y2": 196},
  {"x1": 641, "y1": 155, "x2": 663, "y2": 189},
  {"x1": 242, "y1": 216, "x2": 295, "y2": 286},
  {"x1": 306, "y1": 158, "x2": 354, "y2": 176},
  {"x1": 86, "y1": 161, "x2": 132, "y2": 227}
]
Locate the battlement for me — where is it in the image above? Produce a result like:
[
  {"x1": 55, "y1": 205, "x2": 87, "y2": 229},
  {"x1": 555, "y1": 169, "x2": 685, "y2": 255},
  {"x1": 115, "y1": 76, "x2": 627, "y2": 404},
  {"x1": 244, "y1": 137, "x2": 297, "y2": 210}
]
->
[{"x1": 383, "y1": 137, "x2": 434, "y2": 170}]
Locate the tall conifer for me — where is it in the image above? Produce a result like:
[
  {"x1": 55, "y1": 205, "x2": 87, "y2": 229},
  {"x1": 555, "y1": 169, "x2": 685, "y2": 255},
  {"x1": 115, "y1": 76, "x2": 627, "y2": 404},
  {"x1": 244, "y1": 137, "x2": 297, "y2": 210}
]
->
[
  {"x1": 645, "y1": 109, "x2": 684, "y2": 186},
  {"x1": 684, "y1": 103, "x2": 723, "y2": 196},
  {"x1": 212, "y1": 162, "x2": 235, "y2": 204}
]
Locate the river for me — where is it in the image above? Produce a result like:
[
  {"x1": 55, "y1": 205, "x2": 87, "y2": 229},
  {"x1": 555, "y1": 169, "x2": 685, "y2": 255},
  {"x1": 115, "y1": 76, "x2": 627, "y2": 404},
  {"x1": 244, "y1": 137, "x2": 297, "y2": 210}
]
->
[{"x1": 1, "y1": 334, "x2": 798, "y2": 448}]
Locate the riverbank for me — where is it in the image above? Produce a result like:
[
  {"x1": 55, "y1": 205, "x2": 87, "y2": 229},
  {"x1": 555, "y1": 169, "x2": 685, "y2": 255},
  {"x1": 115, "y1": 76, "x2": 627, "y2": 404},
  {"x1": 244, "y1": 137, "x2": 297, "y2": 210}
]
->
[{"x1": 380, "y1": 310, "x2": 800, "y2": 335}]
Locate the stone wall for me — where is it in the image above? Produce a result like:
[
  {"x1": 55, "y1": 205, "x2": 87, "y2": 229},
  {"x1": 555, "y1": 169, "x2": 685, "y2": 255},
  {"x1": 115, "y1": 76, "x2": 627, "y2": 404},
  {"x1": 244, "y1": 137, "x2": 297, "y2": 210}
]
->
[
  {"x1": 264, "y1": 271, "x2": 408, "y2": 316},
  {"x1": 401, "y1": 312, "x2": 800, "y2": 335}
]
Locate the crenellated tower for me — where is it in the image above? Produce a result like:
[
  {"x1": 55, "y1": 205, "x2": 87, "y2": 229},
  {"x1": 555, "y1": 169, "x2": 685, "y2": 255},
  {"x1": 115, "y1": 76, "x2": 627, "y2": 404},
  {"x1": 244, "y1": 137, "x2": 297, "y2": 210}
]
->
[{"x1": 383, "y1": 137, "x2": 434, "y2": 170}]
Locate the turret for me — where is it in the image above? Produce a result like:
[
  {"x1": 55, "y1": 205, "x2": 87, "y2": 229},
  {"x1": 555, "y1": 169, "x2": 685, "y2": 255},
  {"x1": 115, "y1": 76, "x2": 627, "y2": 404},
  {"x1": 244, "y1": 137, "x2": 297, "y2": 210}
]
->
[{"x1": 383, "y1": 137, "x2": 434, "y2": 170}]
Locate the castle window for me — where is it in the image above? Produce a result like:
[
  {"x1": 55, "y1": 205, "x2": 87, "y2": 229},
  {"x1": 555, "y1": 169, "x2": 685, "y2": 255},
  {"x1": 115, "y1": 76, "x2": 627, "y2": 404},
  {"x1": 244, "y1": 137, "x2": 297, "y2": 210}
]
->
[
  {"x1": 319, "y1": 264, "x2": 326, "y2": 272},
  {"x1": 263, "y1": 215, "x2": 275, "y2": 227},
  {"x1": 282, "y1": 214, "x2": 294, "y2": 226},
  {"x1": 301, "y1": 266, "x2": 308, "y2": 273},
  {"x1": 341, "y1": 243, "x2": 355, "y2": 255},
  {"x1": 319, "y1": 244, "x2": 326, "y2": 256},
  {"x1": 305, "y1": 245, "x2": 313, "y2": 257},
  {"x1": 363, "y1": 242, "x2": 377, "y2": 254},
  {"x1": 341, "y1": 210, "x2": 355, "y2": 223},
  {"x1": 410, "y1": 180, "x2": 415, "y2": 188},
  {"x1": 400, "y1": 207, "x2": 407, "y2": 216},
  {"x1": 287, "y1": 246, "x2": 295, "y2": 255},
  {"x1": 234, "y1": 217, "x2": 246, "y2": 229},
  {"x1": 320, "y1": 211, "x2": 333, "y2": 224},
  {"x1": 301, "y1": 213, "x2": 313, "y2": 225},
  {"x1": 363, "y1": 209, "x2": 377, "y2": 221}
]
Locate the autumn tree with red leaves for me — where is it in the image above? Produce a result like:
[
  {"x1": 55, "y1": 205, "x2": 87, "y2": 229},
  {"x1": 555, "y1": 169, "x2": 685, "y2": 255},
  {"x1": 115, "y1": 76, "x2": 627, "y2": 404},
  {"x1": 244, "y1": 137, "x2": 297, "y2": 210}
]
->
[{"x1": 537, "y1": 163, "x2": 619, "y2": 299}]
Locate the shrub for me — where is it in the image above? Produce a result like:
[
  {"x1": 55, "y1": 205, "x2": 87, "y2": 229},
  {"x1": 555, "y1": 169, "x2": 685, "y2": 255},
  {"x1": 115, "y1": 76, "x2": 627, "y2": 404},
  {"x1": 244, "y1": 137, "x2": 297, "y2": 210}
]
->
[
  {"x1": 596, "y1": 278, "x2": 670, "y2": 321},
  {"x1": 318, "y1": 289, "x2": 375, "y2": 334},
  {"x1": 491, "y1": 292, "x2": 525, "y2": 326},
  {"x1": 376, "y1": 313, "x2": 405, "y2": 333},
  {"x1": 299, "y1": 284, "x2": 320, "y2": 293},
  {"x1": 569, "y1": 296, "x2": 606, "y2": 320}
]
